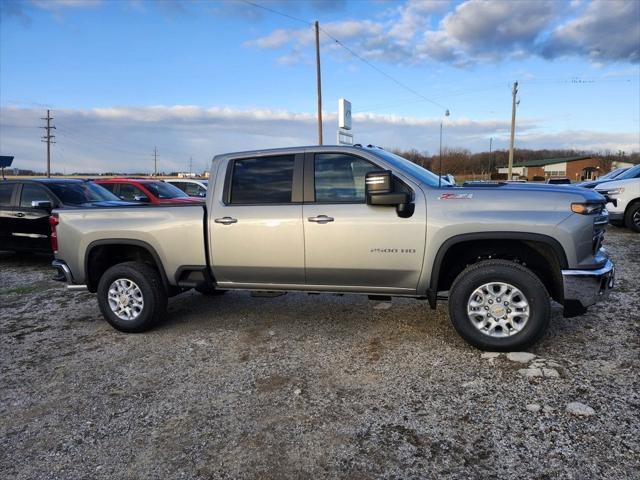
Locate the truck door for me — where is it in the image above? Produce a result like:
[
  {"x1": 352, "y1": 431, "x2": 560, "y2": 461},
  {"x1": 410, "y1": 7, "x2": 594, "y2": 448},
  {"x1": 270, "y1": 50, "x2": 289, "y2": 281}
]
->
[
  {"x1": 303, "y1": 152, "x2": 426, "y2": 292},
  {"x1": 209, "y1": 153, "x2": 305, "y2": 286},
  {"x1": 12, "y1": 183, "x2": 53, "y2": 252}
]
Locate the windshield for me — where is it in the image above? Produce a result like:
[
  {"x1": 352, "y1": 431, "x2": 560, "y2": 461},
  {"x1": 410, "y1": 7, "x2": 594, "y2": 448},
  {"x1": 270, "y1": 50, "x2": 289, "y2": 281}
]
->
[
  {"x1": 600, "y1": 168, "x2": 627, "y2": 180},
  {"x1": 145, "y1": 181, "x2": 189, "y2": 199},
  {"x1": 616, "y1": 164, "x2": 640, "y2": 180},
  {"x1": 369, "y1": 149, "x2": 443, "y2": 187},
  {"x1": 48, "y1": 182, "x2": 121, "y2": 205}
]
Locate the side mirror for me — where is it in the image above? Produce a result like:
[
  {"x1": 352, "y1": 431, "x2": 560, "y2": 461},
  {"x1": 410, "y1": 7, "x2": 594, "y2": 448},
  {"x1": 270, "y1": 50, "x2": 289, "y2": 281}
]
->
[
  {"x1": 365, "y1": 170, "x2": 414, "y2": 218},
  {"x1": 31, "y1": 200, "x2": 53, "y2": 212}
]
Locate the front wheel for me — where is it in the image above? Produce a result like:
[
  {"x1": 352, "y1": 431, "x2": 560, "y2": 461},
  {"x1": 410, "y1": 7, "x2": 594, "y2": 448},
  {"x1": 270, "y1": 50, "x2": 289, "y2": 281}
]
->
[
  {"x1": 624, "y1": 201, "x2": 640, "y2": 232},
  {"x1": 97, "y1": 261, "x2": 167, "y2": 333},
  {"x1": 448, "y1": 259, "x2": 550, "y2": 351}
]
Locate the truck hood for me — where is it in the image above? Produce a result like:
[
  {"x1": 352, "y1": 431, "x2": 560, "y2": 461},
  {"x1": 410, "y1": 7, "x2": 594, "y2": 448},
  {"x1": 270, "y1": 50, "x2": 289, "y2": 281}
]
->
[{"x1": 457, "y1": 182, "x2": 605, "y2": 202}]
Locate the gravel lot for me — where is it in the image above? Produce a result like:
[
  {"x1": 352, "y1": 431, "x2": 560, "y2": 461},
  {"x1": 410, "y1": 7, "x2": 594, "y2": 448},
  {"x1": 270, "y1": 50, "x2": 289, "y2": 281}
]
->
[{"x1": 1, "y1": 226, "x2": 638, "y2": 479}]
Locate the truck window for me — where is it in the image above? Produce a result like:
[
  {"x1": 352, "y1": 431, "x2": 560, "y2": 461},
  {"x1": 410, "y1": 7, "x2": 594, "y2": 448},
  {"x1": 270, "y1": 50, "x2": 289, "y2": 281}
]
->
[
  {"x1": 0, "y1": 183, "x2": 14, "y2": 206},
  {"x1": 19, "y1": 184, "x2": 51, "y2": 208},
  {"x1": 230, "y1": 155, "x2": 294, "y2": 204},
  {"x1": 314, "y1": 153, "x2": 380, "y2": 203},
  {"x1": 119, "y1": 184, "x2": 149, "y2": 202}
]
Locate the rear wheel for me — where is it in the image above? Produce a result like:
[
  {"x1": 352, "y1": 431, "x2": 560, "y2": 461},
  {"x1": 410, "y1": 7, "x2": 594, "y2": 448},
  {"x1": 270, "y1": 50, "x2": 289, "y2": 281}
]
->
[
  {"x1": 97, "y1": 261, "x2": 167, "y2": 333},
  {"x1": 448, "y1": 259, "x2": 550, "y2": 351},
  {"x1": 624, "y1": 201, "x2": 640, "y2": 232}
]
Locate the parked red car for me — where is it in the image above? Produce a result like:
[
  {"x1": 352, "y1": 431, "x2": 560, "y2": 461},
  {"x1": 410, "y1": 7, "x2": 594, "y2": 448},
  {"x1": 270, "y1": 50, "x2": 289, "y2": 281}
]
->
[{"x1": 94, "y1": 178, "x2": 204, "y2": 205}]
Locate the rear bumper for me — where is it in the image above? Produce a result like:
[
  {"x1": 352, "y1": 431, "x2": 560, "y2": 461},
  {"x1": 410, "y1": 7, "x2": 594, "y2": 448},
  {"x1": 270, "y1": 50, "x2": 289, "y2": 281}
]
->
[
  {"x1": 52, "y1": 259, "x2": 87, "y2": 291},
  {"x1": 562, "y1": 257, "x2": 615, "y2": 317}
]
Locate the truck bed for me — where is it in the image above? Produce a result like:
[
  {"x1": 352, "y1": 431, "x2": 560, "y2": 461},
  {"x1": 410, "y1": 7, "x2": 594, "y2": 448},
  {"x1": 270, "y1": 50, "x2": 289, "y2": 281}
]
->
[{"x1": 55, "y1": 204, "x2": 206, "y2": 286}]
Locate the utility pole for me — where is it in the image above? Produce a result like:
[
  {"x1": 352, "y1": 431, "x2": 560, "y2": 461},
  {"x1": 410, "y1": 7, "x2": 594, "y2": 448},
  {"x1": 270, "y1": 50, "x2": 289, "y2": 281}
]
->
[
  {"x1": 40, "y1": 109, "x2": 56, "y2": 178},
  {"x1": 507, "y1": 81, "x2": 518, "y2": 180},
  {"x1": 152, "y1": 147, "x2": 158, "y2": 176},
  {"x1": 315, "y1": 20, "x2": 323, "y2": 145},
  {"x1": 189, "y1": 156, "x2": 193, "y2": 175}
]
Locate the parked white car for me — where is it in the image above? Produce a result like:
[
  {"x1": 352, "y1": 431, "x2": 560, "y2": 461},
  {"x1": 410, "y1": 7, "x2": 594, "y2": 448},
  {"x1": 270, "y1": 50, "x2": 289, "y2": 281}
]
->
[
  {"x1": 595, "y1": 166, "x2": 640, "y2": 232},
  {"x1": 164, "y1": 179, "x2": 208, "y2": 198}
]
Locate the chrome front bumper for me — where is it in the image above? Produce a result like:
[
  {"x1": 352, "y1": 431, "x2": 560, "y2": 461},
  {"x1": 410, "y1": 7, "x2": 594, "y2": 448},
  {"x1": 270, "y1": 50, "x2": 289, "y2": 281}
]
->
[
  {"x1": 562, "y1": 258, "x2": 615, "y2": 315},
  {"x1": 52, "y1": 259, "x2": 88, "y2": 291}
]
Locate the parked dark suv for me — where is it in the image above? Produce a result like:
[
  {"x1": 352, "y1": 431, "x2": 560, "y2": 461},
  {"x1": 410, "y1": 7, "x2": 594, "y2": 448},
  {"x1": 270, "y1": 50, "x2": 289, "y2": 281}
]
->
[{"x1": 0, "y1": 179, "x2": 131, "y2": 254}]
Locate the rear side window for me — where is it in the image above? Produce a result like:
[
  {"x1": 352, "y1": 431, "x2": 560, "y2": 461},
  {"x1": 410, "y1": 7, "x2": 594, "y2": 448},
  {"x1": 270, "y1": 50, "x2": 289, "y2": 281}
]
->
[
  {"x1": 0, "y1": 183, "x2": 14, "y2": 206},
  {"x1": 20, "y1": 184, "x2": 51, "y2": 208},
  {"x1": 230, "y1": 155, "x2": 295, "y2": 204},
  {"x1": 119, "y1": 184, "x2": 148, "y2": 202},
  {"x1": 100, "y1": 183, "x2": 117, "y2": 194}
]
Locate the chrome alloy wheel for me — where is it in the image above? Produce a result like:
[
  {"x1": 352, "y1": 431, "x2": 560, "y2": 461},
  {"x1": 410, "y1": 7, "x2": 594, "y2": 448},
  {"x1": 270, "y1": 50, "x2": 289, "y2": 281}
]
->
[
  {"x1": 467, "y1": 282, "x2": 530, "y2": 338},
  {"x1": 107, "y1": 278, "x2": 145, "y2": 321},
  {"x1": 633, "y1": 209, "x2": 640, "y2": 228}
]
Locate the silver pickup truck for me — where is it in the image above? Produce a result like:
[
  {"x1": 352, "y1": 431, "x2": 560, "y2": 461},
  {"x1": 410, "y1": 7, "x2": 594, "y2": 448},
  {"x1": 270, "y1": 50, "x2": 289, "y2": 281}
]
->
[{"x1": 51, "y1": 146, "x2": 615, "y2": 350}]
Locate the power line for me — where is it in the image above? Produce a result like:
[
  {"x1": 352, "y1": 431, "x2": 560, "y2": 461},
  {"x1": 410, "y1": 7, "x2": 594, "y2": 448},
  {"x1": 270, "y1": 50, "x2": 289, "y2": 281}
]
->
[{"x1": 241, "y1": 0, "x2": 448, "y2": 112}]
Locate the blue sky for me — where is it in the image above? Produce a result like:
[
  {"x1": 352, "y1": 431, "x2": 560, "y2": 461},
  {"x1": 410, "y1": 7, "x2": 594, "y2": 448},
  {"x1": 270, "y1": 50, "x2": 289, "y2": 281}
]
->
[{"x1": 1, "y1": 0, "x2": 639, "y2": 173}]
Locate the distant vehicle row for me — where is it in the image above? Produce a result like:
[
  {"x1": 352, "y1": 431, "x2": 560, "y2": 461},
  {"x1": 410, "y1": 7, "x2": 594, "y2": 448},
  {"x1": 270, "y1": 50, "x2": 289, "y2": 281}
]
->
[{"x1": 0, "y1": 178, "x2": 205, "y2": 253}]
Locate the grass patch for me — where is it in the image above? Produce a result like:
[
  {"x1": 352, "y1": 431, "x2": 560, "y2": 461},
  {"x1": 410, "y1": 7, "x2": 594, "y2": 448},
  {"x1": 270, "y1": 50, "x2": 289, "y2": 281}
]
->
[{"x1": 3, "y1": 285, "x2": 44, "y2": 295}]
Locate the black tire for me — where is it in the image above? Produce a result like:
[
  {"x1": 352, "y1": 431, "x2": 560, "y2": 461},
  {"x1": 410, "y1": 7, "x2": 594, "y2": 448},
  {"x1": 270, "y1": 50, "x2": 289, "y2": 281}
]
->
[
  {"x1": 448, "y1": 259, "x2": 550, "y2": 351},
  {"x1": 624, "y1": 201, "x2": 640, "y2": 233},
  {"x1": 97, "y1": 261, "x2": 167, "y2": 333}
]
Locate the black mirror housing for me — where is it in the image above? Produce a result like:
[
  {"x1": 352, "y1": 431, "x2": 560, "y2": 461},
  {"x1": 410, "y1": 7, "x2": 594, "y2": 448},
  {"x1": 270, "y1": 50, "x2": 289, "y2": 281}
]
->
[
  {"x1": 31, "y1": 200, "x2": 53, "y2": 212},
  {"x1": 365, "y1": 170, "x2": 414, "y2": 218}
]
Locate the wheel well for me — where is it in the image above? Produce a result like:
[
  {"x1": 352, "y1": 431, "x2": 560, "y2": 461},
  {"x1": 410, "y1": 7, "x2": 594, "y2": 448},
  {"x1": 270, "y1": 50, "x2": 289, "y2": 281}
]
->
[
  {"x1": 625, "y1": 198, "x2": 640, "y2": 215},
  {"x1": 85, "y1": 243, "x2": 166, "y2": 293},
  {"x1": 434, "y1": 239, "x2": 565, "y2": 303}
]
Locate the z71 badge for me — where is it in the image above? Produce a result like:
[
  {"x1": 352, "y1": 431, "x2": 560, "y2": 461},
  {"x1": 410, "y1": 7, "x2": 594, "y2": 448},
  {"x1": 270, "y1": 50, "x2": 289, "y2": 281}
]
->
[{"x1": 438, "y1": 193, "x2": 474, "y2": 200}]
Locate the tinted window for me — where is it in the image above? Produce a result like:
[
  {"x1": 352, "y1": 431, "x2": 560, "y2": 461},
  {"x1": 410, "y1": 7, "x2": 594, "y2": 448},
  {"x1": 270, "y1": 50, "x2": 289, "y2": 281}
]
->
[
  {"x1": 145, "y1": 182, "x2": 188, "y2": 199},
  {"x1": 314, "y1": 154, "x2": 380, "y2": 203},
  {"x1": 183, "y1": 183, "x2": 205, "y2": 197},
  {"x1": 47, "y1": 182, "x2": 120, "y2": 204},
  {"x1": 230, "y1": 155, "x2": 294, "y2": 204},
  {"x1": 100, "y1": 183, "x2": 117, "y2": 193},
  {"x1": 20, "y1": 184, "x2": 51, "y2": 208},
  {"x1": 0, "y1": 183, "x2": 14, "y2": 206},
  {"x1": 119, "y1": 184, "x2": 149, "y2": 202}
]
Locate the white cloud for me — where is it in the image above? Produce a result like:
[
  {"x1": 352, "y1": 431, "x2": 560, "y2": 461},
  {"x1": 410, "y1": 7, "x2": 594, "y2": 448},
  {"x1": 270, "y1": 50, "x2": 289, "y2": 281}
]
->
[
  {"x1": 1, "y1": 105, "x2": 637, "y2": 174},
  {"x1": 543, "y1": 0, "x2": 640, "y2": 63},
  {"x1": 246, "y1": 0, "x2": 638, "y2": 67}
]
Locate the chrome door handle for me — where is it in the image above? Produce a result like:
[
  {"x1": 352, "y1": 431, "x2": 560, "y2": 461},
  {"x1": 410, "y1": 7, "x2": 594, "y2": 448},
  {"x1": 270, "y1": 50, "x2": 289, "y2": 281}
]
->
[
  {"x1": 13, "y1": 213, "x2": 25, "y2": 218},
  {"x1": 308, "y1": 215, "x2": 334, "y2": 224},
  {"x1": 214, "y1": 216, "x2": 238, "y2": 225}
]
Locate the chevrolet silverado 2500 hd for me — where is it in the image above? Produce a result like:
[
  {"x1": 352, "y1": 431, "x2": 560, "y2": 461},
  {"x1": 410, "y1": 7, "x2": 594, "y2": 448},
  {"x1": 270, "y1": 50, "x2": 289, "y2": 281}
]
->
[{"x1": 51, "y1": 146, "x2": 615, "y2": 350}]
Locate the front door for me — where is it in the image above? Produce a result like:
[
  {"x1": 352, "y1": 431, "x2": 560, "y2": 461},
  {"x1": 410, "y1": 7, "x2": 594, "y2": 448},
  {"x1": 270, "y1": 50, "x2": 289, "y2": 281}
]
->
[
  {"x1": 303, "y1": 152, "x2": 427, "y2": 292},
  {"x1": 12, "y1": 183, "x2": 53, "y2": 252},
  {"x1": 210, "y1": 153, "x2": 305, "y2": 286}
]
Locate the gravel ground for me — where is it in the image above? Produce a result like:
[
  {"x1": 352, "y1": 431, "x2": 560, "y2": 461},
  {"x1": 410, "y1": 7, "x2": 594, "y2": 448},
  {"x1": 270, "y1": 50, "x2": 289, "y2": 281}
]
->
[{"x1": 1, "y1": 226, "x2": 639, "y2": 479}]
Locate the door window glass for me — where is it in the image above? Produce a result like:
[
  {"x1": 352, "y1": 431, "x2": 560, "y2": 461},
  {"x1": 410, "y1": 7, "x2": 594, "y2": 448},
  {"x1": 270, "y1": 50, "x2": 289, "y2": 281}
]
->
[
  {"x1": 230, "y1": 155, "x2": 295, "y2": 204},
  {"x1": 314, "y1": 154, "x2": 380, "y2": 203},
  {"x1": 119, "y1": 184, "x2": 149, "y2": 202},
  {"x1": 0, "y1": 184, "x2": 14, "y2": 206},
  {"x1": 19, "y1": 184, "x2": 50, "y2": 208},
  {"x1": 184, "y1": 183, "x2": 205, "y2": 197}
]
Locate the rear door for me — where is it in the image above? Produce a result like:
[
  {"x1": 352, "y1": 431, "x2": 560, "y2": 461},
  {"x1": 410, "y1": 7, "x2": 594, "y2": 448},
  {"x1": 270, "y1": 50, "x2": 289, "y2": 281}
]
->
[
  {"x1": 12, "y1": 183, "x2": 54, "y2": 252},
  {"x1": 209, "y1": 153, "x2": 305, "y2": 286},
  {"x1": 303, "y1": 152, "x2": 427, "y2": 292},
  {"x1": 0, "y1": 182, "x2": 18, "y2": 251}
]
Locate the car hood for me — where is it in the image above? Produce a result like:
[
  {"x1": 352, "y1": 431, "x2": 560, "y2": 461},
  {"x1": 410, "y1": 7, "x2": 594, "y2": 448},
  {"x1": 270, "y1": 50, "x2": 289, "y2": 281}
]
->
[
  {"x1": 68, "y1": 200, "x2": 139, "y2": 207},
  {"x1": 456, "y1": 182, "x2": 606, "y2": 202}
]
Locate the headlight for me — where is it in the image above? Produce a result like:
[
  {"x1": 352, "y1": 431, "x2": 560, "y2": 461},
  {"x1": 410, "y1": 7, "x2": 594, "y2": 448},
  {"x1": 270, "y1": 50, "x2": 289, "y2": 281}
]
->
[
  {"x1": 571, "y1": 202, "x2": 605, "y2": 214},
  {"x1": 597, "y1": 187, "x2": 624, "y2": 196}
]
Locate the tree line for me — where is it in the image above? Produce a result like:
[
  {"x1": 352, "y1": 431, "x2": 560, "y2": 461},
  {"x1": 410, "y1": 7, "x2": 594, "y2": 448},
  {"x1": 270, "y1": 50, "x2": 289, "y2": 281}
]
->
[{"x1": 390, "y1": 148, "x2": 639, "y2": 177}]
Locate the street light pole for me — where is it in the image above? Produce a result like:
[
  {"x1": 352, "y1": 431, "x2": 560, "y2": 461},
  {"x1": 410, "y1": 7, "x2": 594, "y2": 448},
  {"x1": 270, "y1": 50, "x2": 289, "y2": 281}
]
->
[
  {"x1": 438, "y1": 109, "x2": 450, "y2": 188},
  {"x1": 507, "y1": 81, "x2": 518, "y2": 180},
  {"x1": 489, "y1": 137, "x2": 493, "y2": 179}
]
